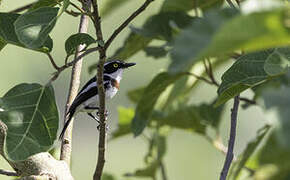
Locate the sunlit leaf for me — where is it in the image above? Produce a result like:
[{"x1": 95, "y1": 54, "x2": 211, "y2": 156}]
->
[
  {"x1": 169, "y1": 7, "x2": 290, "y2": 73},
  {"x1": 131, "y1": 72, "x2": 184, "y2": 136},
  {"x1": 0, "y1": 83, "x2": 59, "y2": 161},
  {"x1": 65, "y1": 33, "x2": 95, "y2": 57},
  {"x1": 112, "y1": 107, "x2": 134, "y2": 139},
  {"x1": 216, "y1": 48, "x2": 290, "y2": 106},
  {"x1": 0, "y1": 13, "x2": 53, "y2": 52},
  {"x1": 14, "y1": 7, "x2": 59, "y2": 49}
]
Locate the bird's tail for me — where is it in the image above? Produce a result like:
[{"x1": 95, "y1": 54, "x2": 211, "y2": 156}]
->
[{"x1": 59, "y1": 107, "x2": 76, "y2": 140}]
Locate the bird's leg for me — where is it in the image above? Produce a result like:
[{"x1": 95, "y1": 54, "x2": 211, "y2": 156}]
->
[{"x1": 87, "y1": 112, "x2": 99, "y2": 123}]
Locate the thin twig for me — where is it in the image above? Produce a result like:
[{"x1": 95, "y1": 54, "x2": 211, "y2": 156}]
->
[
  {"x1": 206, "y1": 59, "x2": 220, "y2": 87},
  {"x1": 0, "y1": 169, "x2": 18, "y2": 176},
  {"x1": 60, "y1": 0, "x2": 91, "y2": 165},
  {"x1": 104, "y1": 0, "x2": 154, "y2": 50},
  {"x1": 160, "y1": 161, "x2": 168, "y2": 180},
  {"x1": 239, "y1": 97, "x2": 256, "y2": 105},
  {"x1": 91, "y1": 0, "x2": 107, "y2": 179},
  {"x1": 9, "y1": 2, "x2": 35, "y2": 13},
  {"x1": 46, "y1": 53, "x2": 60, "y2": 70},
  {"x1": 186, "y1": 72, "x2": 215, "y2": 85},
  {"x1": 220, "y1": 95, "x2": 240, "y2": 180}
]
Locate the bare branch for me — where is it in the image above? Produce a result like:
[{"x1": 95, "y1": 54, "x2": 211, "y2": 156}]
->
[
  {"x1": 46, "y1": 53, "x2": 60, "y2": 70},
  {"x1": 104, "y1": 0, "x2": 154, "y2": 50},
  {"x1": 0, "y1": 169, "x2": 18, "y2": 177},
  {"x1": 220, "y1": 95, "x2": 240, "y2": 180},
  {"x1": 60, "y1": 0, "x2": 91, "y2": 165},
  {"x1": 9, "y1": 2, "x2": 35, "y2": 13},
  {"x1": 91, "y1": 0, "x2": 107, "y2": 179}
]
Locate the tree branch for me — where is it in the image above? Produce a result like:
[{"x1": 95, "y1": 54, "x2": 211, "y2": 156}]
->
[
  {"x1": 104, "y1": 0, "x2": 154, "y2": 50},
  {"x1": 160, "y1": 161, "x2": 168, "y2": 180},
  {"x1": 46, "y1": 53, "x2": 60, "y2": 70},
  {"x1": 0, "y1": 169, "x2": 18, "y2": 176},
  {"x1": 220, "y1": 95, "x2": 240, "y2": 180},
  {"x1": 60, "y1": 0, "x2": 91, "y2": 165},
  {"x1": 90, "y1": 0, "x2": 107, "y2": 179}
]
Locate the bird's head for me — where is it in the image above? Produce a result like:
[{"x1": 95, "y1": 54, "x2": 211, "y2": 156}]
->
[{"x1": 104, "y1": 60, "x2": 136, "y2": 81}]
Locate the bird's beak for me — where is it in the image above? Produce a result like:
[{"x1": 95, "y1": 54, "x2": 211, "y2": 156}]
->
[{"x1": 122, "y1": 62, "x2": 136, "y2": 68}]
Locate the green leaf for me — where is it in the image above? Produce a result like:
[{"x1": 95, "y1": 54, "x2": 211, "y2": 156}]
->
[
  {"x1": 101, "y1": 173, "x2": 116, "y2": 180},
  {"x1": 30, "y1": 0, "x2": 60, "y2": 11},
  {"x1": 144, "y1": 46, "x2": 168, "y2": 59},
  {"x1": 0, "y1": 83, "x2": 59, "y2": 161},
  {"x1": 262, "y1": 85, "x2": 290, "y2": 148},
  {"x1": 0, "y1": 13, "x2": 53, "y2": 52},
  {"x1": 155, "y1": 105, "x2": 206, "y2": 134},
  {"x1": 216, "y1": 48, "x2": 290, "y2": 106},
  {"x1": 101, "y1": 0, "x2": 133, "y2": 17},
  {"x1": 161, "y1": 0, "x2": 223, "y2": 12},
  {"x1": 198, "y1": 100, "x2": 225, "y2": 129},
  {"x1": 131, "y1": 12, "x2": 194, "y2": 41},
  {"x1": 131, "y1": 72, "x2": 184, "y2": 136},
  {"x1": 112, "y1": 107, "x2": 134, "y2": 139},
  {"x1": 254, "y1": 133, "x2": 290, "y2": 180},
  {"x1": 0, "y1": 37, "x2": 7, "y2": 51},
  {"x1": 169, "y1": 7, "x2": 290, "y2": 73},
  {"x1": 65, "y1": 33, "x2": 95, "y2": 56},
  {"x1": 127, "y1": 87, "x2": 145, "y2": 104},
  {"x1": 125, "y1": 160, "x2": 159, "y2": 178},
  {"x1": 228, "y1": 125, "x2": 270, "y2": 180},
  {"x1": 14, "y1": 7, "x2": 59, "y2": 49},
  {"x1": 112, "y1": 32, "x2": 152, "y2": 60}
]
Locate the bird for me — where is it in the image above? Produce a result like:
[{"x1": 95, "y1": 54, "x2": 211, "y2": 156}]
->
[{"x1": 59, "y1": 60, "x2": 136, "y2": 140}]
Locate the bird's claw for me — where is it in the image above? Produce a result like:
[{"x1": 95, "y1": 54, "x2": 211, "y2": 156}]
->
[
  {"x1": 96, "y1": 110, "x2": 109, "y2": 117},
  {"x1": 97, "y1": 124, "x2": 109, "y2": 131}
]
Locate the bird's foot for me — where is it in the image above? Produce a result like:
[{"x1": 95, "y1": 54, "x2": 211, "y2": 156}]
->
[
  {"x1": 97, "y1": 123, "x2": 109, "y2": 131},
  {"x1": 96, "y1": 109, "x2": 109, "y2": 117}
]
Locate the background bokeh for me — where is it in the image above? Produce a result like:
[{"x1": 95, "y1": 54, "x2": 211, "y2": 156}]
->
[{"x1": 0, "y1": 1, "x2": 266, "y2": 179}]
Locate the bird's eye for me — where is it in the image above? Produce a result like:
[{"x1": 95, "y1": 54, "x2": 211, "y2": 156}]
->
[{"x1": 113, "y1": 63, "x2": 118, "y2": 68}]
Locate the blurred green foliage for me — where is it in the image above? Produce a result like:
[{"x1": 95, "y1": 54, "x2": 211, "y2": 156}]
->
[{"x1": 0, "y1": 0, "x2": 290, "y2": 179}]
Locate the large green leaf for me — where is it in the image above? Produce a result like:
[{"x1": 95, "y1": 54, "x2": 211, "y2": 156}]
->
[
  {"x1": 65, "y1": 33, "x2": 95, "y2": 57},
  {"x1": 0, "y1": 13, "x2": 53, "y2": 52},
  {"x1": 131, "y1": 12, "x2": 194, "y2": 41},
  {"x1": 0, "y1": 83, "x2": 59, "y2": 161},
  {"x1": 131, "y1": 72, "x2": 184, "y2": 136},
  {"x1": 169, "y1": 7, "x2": 290, "y2": 73},
  {"x1": 228, "y1": 125, "x2": 270, "y2": 180},
  {"x1": 216, "y1": 48, "x2": 290, "y2": 106},
  {"x1": 30, "y1": 0, "x2": 60, "y2": 11},
  {"x1": 14, "y1": 7, "x2": 59, "y2": 49},
  {"x1": 0, "y1": 37, "x2": 7, "y2": 51},
  {"x1": 160, "y1": 0, "x2": 223, "y2": 12}
]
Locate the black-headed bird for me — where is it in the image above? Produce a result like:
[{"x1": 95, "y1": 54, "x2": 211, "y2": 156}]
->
[{"x1": 59, "y1": 60, "x2": 136, "y2": 140}]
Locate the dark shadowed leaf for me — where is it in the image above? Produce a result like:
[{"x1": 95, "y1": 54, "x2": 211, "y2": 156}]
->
[
  {"x1": 169, "y1": 7, "x2": 290, "y2": 73},
  {"x1": 144, "y1": 46, "x2": 168, "y2": 59},
  {"x1": 14, "y1": 7, "x2": 59, "y2": 49},
  {"x1": 155, "y1": 105, "x2": 206, "y2": 134},
  {"x1": 262, "y1": 85, "x2": 290, "y2": 148},
  {"x1": 254, "y1": 133, "x2": 290, "y2": 180},
  {"x1": 199, "y1": 100, "x2": 225, "y2": 129},
  {"x1": 101, "y1": 0, "x2": 133, "y2": 17},
  {"x1": 0, "y1": 13, "x2": 53, "y2": 52},
  {"x1": 131, "y1": 72, "x2": 184, "y2": 136},
  {"x1": 30, "y1": 0, "x2": 59, "y2": 10},
  {"x1": 131, "y1": 12, "x2": 194, "y2": 41},
  {"x1": 161, "y1": 0, "x2": 223, "y2": 12},
  {"x1": 228, "y1": 125, "x2": 270, "y2": 180},
  {"x1": 216, "y1": 48, "x2": 290, "y2": 106},
  {"x1": 0, "y1": 37, "x2": 7, "y2": 51},
  {"x1": 0, "y1": 83, "x2": 59, "y2": 161},
  {"x1": 65, "y1": 33, "x2": 95, "y2": 56},
  {"x1": 127, "y1": 86, "x2": 145, "y2": 104}
]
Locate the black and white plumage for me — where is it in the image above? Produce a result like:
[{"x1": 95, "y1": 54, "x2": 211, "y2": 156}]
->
[{"x1": 59, "y1": 60, "x2": 136, "y2": 140}]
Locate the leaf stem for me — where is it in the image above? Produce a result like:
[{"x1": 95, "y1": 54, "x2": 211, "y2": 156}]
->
[
  {"x1": 220, "y1": 95, "x2": 240, "y2": 180},
  {"x1": 46, "y1": 53, "x2": 60, "y2": 70},
  {"x1": 104, "y1": 0, "x2": 154, "y2": 50},
  {"x1": 60, "y1": 0, "x2": 91, "y2": 165}
]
